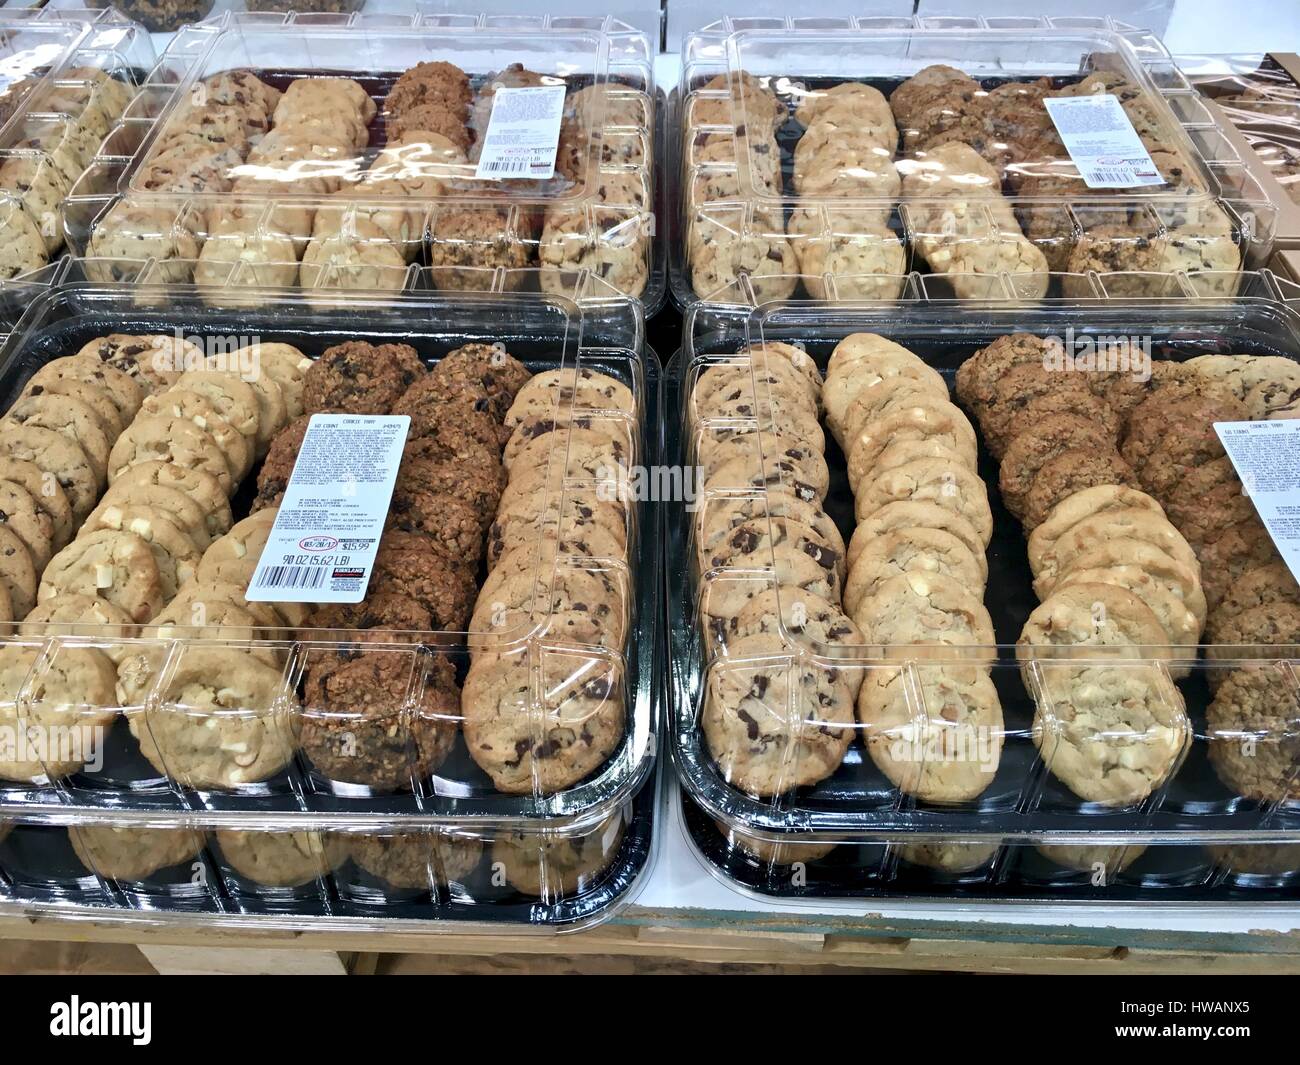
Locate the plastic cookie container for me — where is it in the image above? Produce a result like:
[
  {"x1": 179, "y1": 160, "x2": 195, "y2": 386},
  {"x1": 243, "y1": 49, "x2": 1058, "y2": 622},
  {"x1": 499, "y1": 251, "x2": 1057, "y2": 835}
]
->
[
  {"x1": 672, "y1": 15, "x2": 1273, "y2": 309},
  {"x1": 668, "y1": 267, "x2": 1300, "y2": 900},
  {"x1": 681, "y1": 787, "x2": 1300, "y2": 903},
  {"x1": 0, "y1": 7, "x2": 155, "y2": 287},
  {"x1": 0, "y1": 271, "x2": 663, "y2": 930},
  {"x1": 1178, "y1": 53, "x2": 1300, "y2": 217},
  {"x1": 63, "y1": 11, "x2": 662, "y2": 309},
  {"x1": 0, "y1": 770, "x2": 658, "y2": 929},
  {"x1": 0, "y1": 275, "x2": 659, "y2": 821}
]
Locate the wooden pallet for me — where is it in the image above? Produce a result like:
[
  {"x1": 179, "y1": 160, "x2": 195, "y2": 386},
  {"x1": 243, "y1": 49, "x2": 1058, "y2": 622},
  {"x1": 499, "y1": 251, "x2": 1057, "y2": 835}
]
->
[{"x1": 4, "y1": 908, "x2": 1298, "y2": 975}]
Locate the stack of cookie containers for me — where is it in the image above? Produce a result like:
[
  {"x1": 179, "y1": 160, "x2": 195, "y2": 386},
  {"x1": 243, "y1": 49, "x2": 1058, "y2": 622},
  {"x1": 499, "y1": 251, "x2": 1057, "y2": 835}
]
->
[
  {"x1": 0, "y1": 278, "x2": 658, "y2": 927},
  {"x1": 671, "y1": 275, "x2": 1300, "y2": 900},
  {"x1": 687, "y1": 341, "x2": 867, "y2": 800},
  {"x1": 66, "y1": 16, "x2": 658, "y2": 304},
  {"x1": 825, "y1": 332, "x2": 1004, "y2": 809}
]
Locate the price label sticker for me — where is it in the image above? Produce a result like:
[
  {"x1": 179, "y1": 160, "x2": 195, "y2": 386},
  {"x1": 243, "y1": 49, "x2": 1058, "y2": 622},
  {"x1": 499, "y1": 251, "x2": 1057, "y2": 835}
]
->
[
  {"x1": 247, "y1": 414, "x2": 409, "y2": 604},
  {"x1": 474, "y1": 84, "x2": 567, "y2": 180},
  {"x1": 1043, "y1": 94, "x2": 1166, "y2": 189},
  {"x1": 1216, "y1": 418, "x2": 1300, "y2": 587}
]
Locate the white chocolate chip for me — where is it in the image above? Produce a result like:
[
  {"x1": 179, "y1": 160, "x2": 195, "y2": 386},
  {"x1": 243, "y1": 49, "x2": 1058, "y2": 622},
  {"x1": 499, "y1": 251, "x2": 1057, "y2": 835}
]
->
[{"x1": 94, "y1": 564, "x2": 114, "y2": 588}]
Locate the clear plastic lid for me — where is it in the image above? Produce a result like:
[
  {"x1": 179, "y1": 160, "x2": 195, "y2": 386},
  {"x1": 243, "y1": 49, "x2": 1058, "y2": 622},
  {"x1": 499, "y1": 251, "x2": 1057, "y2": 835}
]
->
[
  {"x1": 0, "y1": 7, "x2": 154, "y2": 285},
  {"x1": 64, "y1": 12, "x2": 660, "y2": 305},
  {"x1": 1180, "y1": 53, "x2": 1300, "y2": 212},
  {"x1": 671, "y1": 270, "x2": 1300, "y2": 839},
  {"x1": 674, "y1": 15, "x2": 1271, "y2": 308}
]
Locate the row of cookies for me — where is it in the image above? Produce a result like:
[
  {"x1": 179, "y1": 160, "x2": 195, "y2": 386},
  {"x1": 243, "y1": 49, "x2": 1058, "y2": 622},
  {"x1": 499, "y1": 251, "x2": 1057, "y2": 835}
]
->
[
  {"x1": 62, "y1": 812, "x2": 625, "y2": 899},
  {"x1": 0, "y1": 336, "x2": 304, "y2": 788},
  {"x1": 386, "y1": 60, "x2": 474, "y2": 151},
  {"x1": 271, "y1": 341, "x2": 523, "y2": 793},
  {"x1": 93, "y1": 345, "x2": 304, "y2": 792},
  {"x1": 0, "y1": 333, "x2": 214, "y2": 622},
  {"x1": 827, "y1": 334, "x2": 1003, "y2": 806},
  {"x1": 954, "y1": 334, "x2": 1202, "y2": 806},
  {"x1": 1013, "y1": 527, "x2": 1196, "y2": 806},
  {"x1": 1113, "y1": 355, "x2": 1300, "y2": 806},
  {"x1": 296, "y1": 341, "x2": 518, "y2": 791},
  {"x1": 898, "y1": 140, "x2": 1049, "y2": 300},
  {"x1": 539, "y1": 82, "x2": 654, "y2": 298},
  {"x1": 462, "y1": 366, "x2": 637, "y2": 796},
  {"x1": 691, "y1": 342, "x2": 869, "y2": 797},
  {"x1": 683, "y1": 73, "x2": 800, "y2": 302},
  {"x1": 1, "y1": 66, "x2": 135, "y2": 282},
  {"x1": 787, "y1": 81, "x2": 907, "y2": 299}
]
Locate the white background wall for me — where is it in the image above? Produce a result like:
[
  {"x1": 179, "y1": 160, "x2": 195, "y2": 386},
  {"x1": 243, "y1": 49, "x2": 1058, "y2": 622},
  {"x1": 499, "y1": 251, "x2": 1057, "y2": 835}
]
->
[{"x1": 663, "y1": 0, "x2": 1300, "y2": 53}]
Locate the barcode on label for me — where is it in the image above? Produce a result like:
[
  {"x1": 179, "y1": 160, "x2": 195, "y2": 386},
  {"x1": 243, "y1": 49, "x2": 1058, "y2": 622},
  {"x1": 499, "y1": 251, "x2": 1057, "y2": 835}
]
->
[
  {"x1": 255, "y1": 565, "x2": 327, "y2": 591},
  {"x1": 480, "y1": 158, "x2": 539, "y2": 176},
  {"x1": 1089, "y1": 168, "x2": 1131, "y2": 184}
]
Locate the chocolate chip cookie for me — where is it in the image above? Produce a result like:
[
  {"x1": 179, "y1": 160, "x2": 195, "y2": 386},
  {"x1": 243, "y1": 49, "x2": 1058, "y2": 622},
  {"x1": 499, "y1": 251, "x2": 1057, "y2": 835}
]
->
[{"x1": 303, "y1": 341, "x2": 426, "y2": 415}]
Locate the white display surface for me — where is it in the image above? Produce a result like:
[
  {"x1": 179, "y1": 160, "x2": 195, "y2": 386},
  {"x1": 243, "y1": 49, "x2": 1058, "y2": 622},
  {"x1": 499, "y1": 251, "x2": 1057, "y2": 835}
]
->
[{"x1": 632, "y1": 767, "x2": 1300, "y2": 943}]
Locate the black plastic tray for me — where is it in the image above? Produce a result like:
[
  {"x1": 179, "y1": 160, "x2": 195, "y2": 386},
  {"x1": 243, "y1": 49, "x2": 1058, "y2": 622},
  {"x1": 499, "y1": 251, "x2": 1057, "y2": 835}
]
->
[
  {"x1": 0, "y1": 767, "x2": 659, "y2": 931},
  {"x1": 680, "y1": 788, "x2": 1300, "y2": 902}
]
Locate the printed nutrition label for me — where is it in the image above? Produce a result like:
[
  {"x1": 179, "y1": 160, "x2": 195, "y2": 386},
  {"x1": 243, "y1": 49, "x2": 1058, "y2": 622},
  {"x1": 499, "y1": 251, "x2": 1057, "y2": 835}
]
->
[
  {"x1": 1216, "y1": 419, "x2": 1300, "y2": 585},
  {"x1": 247, "y1": 414, "x2": 409, "y2": 604},
  {"x1": 474, "y1": 84, "x2": 567, "y2": 180},
  {"x1": 1042, "y1": 94, "x2": 1166, "y2": 189}
]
